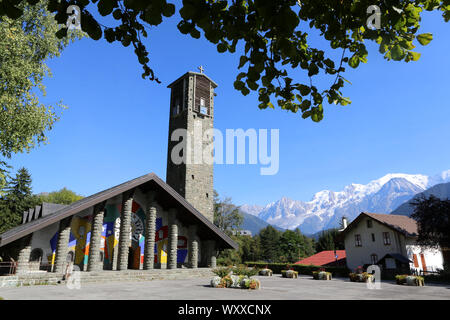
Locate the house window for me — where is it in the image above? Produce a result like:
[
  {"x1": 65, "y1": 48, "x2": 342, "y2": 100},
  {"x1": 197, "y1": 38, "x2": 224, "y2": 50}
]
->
[
  {"x1": 371, "y1": 233, "x2": 375, "y2": 242},
  {"x1": 383, "y1": 232, "x2": 391, "y2": 245},
  {"x1": 355, "y1": 234, "x2": 362, "y2": 247},
  {"x1": 370, "y1": 254, "x2": 378, "y2": 264},
  {"x1": 367, "y1": 219, "x2": 373, "y2": 228}
]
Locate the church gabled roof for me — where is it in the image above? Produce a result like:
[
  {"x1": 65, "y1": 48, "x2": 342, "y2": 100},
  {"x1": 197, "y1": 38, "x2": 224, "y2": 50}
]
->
[{"x1": 0, "y1": 173, "x2": 238, "y2": 250}]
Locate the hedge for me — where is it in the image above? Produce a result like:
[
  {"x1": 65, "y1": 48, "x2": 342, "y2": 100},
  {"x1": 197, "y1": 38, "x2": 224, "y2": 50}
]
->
[
  {"x1": 244, "y1": 262, "x2": 349, "y2": 277},
  {"x1": 423, "y1": 273, "x2": 450, "y2": 284}
]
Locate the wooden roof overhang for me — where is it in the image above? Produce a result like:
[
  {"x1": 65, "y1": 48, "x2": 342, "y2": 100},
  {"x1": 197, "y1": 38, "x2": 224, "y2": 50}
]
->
[{"x1": 167, "y1": 71, "x2": 218, "y2": 89}]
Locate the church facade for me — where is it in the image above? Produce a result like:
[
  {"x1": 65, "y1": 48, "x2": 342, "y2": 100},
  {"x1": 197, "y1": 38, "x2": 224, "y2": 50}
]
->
[{"x1": 0, "y1": 71, "x2": 237, "y2": 275}]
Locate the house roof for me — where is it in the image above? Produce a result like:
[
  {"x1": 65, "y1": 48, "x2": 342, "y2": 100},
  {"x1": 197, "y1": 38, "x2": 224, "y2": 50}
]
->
[
  {"x1": 340, "y1": 212, "x2": 419, "y2": 238},
  {"x1": 294, "y1": 250, "x2": 347, "y2": 266},
  {"x1": 0, "y1": 173, "x2": 237, "y2": 250}
]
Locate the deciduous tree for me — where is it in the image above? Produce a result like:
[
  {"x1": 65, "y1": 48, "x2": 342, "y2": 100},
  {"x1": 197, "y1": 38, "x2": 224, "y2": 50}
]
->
[
  {"x1": 411, "y1": 195, "x2": 450, "y2": 249},
  {"x1": 0, "y1": 0, "x2": 83, "y2": 187}
]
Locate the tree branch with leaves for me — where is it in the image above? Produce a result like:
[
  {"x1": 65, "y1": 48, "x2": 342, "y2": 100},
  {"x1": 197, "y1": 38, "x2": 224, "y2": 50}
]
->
[{"x1": 1, "y1": 0, "x2": 447, "y2": 123}]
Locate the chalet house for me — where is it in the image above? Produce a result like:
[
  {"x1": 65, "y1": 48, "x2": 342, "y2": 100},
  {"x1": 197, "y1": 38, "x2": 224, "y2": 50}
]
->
[{"x1": 340, "y1": 212, "x2": 444, "y2": 274}]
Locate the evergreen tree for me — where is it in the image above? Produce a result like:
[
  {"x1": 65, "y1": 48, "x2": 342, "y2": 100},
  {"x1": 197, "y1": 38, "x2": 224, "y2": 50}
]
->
[
  {"x1": 0, "y1": 167, "x2": 36, "y2": 233},
  {"x1": 258, "y1": 226, "x2": 281, "y2": 262},
  {"x1": 315, "y1": 228, "x2": 345, "y2": 252}
]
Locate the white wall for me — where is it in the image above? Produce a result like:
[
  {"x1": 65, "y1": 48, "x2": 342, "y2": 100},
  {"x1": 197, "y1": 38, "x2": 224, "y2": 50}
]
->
[
  {"x1": 30, "y1": 223, "x2": 59, "y2": 265},
  {"x1": 406, "y1": 241, "x2": 444, "y2": 274}
]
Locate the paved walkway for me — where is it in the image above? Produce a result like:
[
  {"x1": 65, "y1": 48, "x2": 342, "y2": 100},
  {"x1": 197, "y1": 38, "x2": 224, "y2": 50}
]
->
[{"x1": 0, "y1": 275, "x2": 449, "y2": 300}]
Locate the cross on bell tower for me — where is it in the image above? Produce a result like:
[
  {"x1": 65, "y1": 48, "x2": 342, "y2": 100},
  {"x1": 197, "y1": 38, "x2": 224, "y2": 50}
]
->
[{"x1": 165, "y1": 70, "x2": 218, "y2": 222}]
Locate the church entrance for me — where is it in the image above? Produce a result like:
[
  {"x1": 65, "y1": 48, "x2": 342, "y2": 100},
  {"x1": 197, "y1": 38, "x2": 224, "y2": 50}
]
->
[{"x1": 127, "y1": 246, "x2": 141, "y2": 270}]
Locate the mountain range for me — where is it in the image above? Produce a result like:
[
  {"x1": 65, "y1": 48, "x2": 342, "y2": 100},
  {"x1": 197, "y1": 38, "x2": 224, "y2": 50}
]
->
[{"x1": 240, "y1": 170, "x2": 450, "y2": 235}]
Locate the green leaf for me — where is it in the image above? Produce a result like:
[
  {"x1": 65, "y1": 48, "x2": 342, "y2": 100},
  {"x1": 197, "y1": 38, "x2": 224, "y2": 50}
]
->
[
  {"x1": 98, "y1": 0, "x2": 115, "y2": 16},
  {"x1": 162, "y1": 4, "x2": 175, "y2": 17},
  {"x1": 348, "y1": 54, "x2": 360, "y2": 68},
  {"x1": 308, "y1": 63, "x2": 319, "y2": 76},
  {"x1": 217, "y1": 43, "x2": 227, "y2": 53},
  {"x1": 409, "y1": 51, "x2": 421, "y2": 61},
  {"x1": 417, "y1": 33, "x2": 433, "y2": 46},
  {"x1": 298, "y1": 84, "x2": 311, "y2": 96},
  {"x1": 391, "y1": 44, "x2": 405, "y2": 61},
  {"x1": 238, "y1": 56, "x2": 248, "y2": 68}
]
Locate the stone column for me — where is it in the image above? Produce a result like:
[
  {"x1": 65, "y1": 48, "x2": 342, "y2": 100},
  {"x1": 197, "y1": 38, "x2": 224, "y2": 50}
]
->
[
  {"x1": 54, "y1": 217, "x2": 72, "y2": 273},
  {"x1": 87, "y1": 206, "x2": 105, "y2": 272},
  {"x1": 117, "y1": 193, "x2": 133, "y2": 271},
  {"x1": 188, "y1": 225, "x2": 198, "y2": 269},
  {"x1": 205, "y1": 240, "x2": 217, "y2": 268},
  {"x1": 167, "y1": 208, "x2": 178, "y2": 269},
  {"x1": 16, "y1": 234, "x2": 33, "y2": 275},
  {"x1": 143, "y1": 193, "x2": 157, "y2": 270}
]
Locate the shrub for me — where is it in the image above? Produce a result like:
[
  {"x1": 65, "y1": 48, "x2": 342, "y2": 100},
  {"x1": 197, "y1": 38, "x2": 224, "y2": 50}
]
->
[
  {"x1": 313, "y1": 271, "x2": 332, "y2": 280},
  {"x1": 240, "y1": 278, "x2": 260, "y2": 290},
  {"x1": 395, "y1": 274, "x2": 408, "y2": 285},
  {"x1": 231, "y1": 264, "x2": 247, "y2": 276},
  {"x1": 244, "y1": 267, "x2": 259, "y2": 278},
  {"x1": 282, "y1": 270, "x2": 298, "y2": 278},
  {"x1": 245, "y1": 262, "x2": 349, "y2": 277},
  {"x1": 248, "y1": 278, "x2": 260, "y2": 290},
  {"x1": 212, "y1": 267, "x2": 232, "y2": 278},
  {"x1": 220, "y1": 275, "x2": 233, "y2": 288},
  {"x1": 259, "y1": 268, "x2": 273, "y2": 276},
  {"x1": 210, "y1": 276, "x2": 222, "y2": 288},
  {"x1": 230, "y1": 275, "x2": 243, "y2": 288},
  {"x1": 396, "y1": 274, "x2": 424, "y2": 286},
  {"x1": 231, "y1": 265, "x2": 259, "y2": 278},
  {"x1": 349, "y1": 272, "x2": 373, "y2": 282}
]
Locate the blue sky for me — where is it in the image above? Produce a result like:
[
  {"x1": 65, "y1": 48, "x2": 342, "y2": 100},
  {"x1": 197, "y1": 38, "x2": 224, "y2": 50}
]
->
[{"x1": 8, "y1": 8, "x2": 450, "y2": 207}]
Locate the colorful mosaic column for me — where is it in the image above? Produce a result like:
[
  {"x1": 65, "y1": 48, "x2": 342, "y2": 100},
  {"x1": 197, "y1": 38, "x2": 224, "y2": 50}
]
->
[
  {"x1": 188, "y1": 225, "x2": 198, "y2": 269},
  {"x1": 54, "y1": 218, "x2": 72, "y2": 273},
  {"x1": 87, "y1": 206, "x2": 105, "y2": 272},
  {"x1": 117, "y1": 193, "x2": 133, "y2": 271},
  {"x1": 16, "y1": 234, "x2": 33, "y2": 274},
  {"x1": 167, "y1": 208, "x2": 178, "y2": 269},
  {"x1": 143, "y1": 193, "x2": 157, "y2": 270}
]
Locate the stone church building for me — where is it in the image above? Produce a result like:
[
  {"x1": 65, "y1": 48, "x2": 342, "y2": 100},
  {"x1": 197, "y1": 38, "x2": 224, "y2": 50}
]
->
[{"x1": 0, "y1": 71, "x2": 237, "y2": 275}]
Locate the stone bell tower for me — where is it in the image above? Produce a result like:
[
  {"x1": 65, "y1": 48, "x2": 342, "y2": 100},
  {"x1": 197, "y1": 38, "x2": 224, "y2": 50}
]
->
[{"x1": 166, "y1": 67, "x2": 217, "y2": 222}]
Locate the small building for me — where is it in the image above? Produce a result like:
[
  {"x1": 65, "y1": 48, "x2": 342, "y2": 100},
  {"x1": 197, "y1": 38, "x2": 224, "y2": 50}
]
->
[
  {"x1": 231, "y1": 230, "x2": 252, "y2": 237},
  {"x1": 340, "y1": 212, "x2": 444, "y2": 274},
  {"x1": 294, "y1": 250, "x2": 347, "y2": 267}
]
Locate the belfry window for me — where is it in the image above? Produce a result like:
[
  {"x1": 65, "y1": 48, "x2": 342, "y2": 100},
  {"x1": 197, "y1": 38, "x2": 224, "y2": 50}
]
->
[
  {"x1": 200, "y1": 98, "x2": 208, "y2": 115},
  {"x1": 173, "y1": 98, "x2": 181, "y2": 116}
]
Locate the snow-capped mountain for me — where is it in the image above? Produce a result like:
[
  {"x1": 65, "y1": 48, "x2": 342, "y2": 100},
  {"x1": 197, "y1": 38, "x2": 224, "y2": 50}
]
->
[{"x1": 240, "y1": 170, "x2": 450, "y2": 234}]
